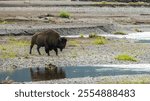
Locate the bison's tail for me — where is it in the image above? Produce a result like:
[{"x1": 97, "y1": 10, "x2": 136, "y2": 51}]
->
[{"x1": 29, "y1": 35, "x2": 37, "y2": 54}]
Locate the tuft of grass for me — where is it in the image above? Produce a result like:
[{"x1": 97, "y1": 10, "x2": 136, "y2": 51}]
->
[
  {"x1": 59, "y1": 11, "x2": 70, "y2": 18},
  {"x1": 0, "y1": 45, "x2": 7, "y2": 51},
  {"x1": 135, "y1": 28, "x2": 142, "y2": 32},
  {"x1": 79, "y1": 33, "x2": 84, "y2": 38},
  {"x1": 89, "y1": 33, "x2": 98, "y2": 38},
  {"x1": 92, "y1": 37, "x2": 107, "y2": 45},
  {"x1": 113, "y1": 31, "x2": 127, "y2": 35},
  {"x1": 115, "y1": 54, "x2": 137, "y2": 62}
]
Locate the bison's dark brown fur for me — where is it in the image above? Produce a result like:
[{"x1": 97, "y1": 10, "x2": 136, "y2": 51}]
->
[{"x1": 29, "y1": 29, "x2": 67, "y2": 56}]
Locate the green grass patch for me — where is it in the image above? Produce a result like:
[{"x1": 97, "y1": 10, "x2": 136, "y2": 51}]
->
[
  {"x1": 115, "y1": 54, "x2": 137, "y2": 62},
  {"x1": 113, "y1": 31, "x2": 127, "y2": 35},
  {"x1": 129, "y1": 2, "x2": 147, "y2": 5},
  {"x1": 92, "y1": 36, "x2": 107, "y2": 45},
  {"x1": 59, "y1": 11, "x2": 70, "y2": 18}
]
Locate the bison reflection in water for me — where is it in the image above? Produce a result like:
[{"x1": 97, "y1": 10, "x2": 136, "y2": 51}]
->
[{"x1": 30, "y1": 64, "x2": 65, "y2": 81}]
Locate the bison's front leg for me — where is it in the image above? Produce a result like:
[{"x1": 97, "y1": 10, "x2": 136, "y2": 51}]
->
[
  {"x1": 54, "y1": 48, "x2": 58, "y2": 56},
  {"x1": 37, "y1": 46, "x2": 41, "y2": 55},
  {"x1": 44, "y1": 43, "x2": 50, "y2": 56},
  {"x1": 29, "y1": 44, "x2": 34, "y2": 54}
]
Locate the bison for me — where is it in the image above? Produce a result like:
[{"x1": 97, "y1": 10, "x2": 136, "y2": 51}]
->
[{"x1": 29, "y1": 29, "x2": 67, "y2": 56}]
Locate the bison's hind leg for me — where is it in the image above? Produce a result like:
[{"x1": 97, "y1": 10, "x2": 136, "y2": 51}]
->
[
  {"x1": 45, "y1": 47, "x2": 50, "y2": 56},
  {"x1": 54, "y1": 48, "x2": 58, "y2": 56}
]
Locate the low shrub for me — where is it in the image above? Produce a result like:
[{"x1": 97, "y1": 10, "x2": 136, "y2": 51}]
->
[
  {"x1": 79, "y1": 33, "x2": 84, "y2": 38},
  {"x1": 135, "y1": 28, "x2": 142, "y2": 32},
  {"x1": 93, "y1": 37, "x2": 107, "y2": 45},
  {"x1": 59, "y1": 11, "x2": 70, "y2": 18},
  {"x1": 89, "y1": 33, "x2": 98, "y2": 38},
  {"x1": 115, "y1": 54, "x2": 137, "y2": 62}
]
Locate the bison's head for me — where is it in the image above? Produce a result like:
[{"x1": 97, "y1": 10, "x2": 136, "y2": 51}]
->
[{"x1": 57, "y1": 37, "x2": 67, "y2": 51}]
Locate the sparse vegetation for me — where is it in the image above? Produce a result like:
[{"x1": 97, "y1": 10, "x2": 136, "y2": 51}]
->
[
  {"x1": 1, "y1": 51, "x2": 17, "y2": 59},
  {"x1": 23, "y1": 53, "x2": 30, "y2": 59},
  {"x1": 71, "y1": 51, "x2": 78, "y2": 58},
  {"x1": 113, "y1": 31, "x2": 127, "y2": 35},
  {"x1": 98, "y1": 76, "x2": 150, "y2": 84},
  {"x1": 115, "y1": 77, "x2": 150, "y2": 84},
  {"x1": 92, "y1": 37, "x2": 107, "y2": 45},
  {"x1": 79, "y1": 33, "x2": 84, "y2": 38},
  {"x1": 135, "y1": 28, "x2": 142, "y2": 32},
  {"x1": 0, "y1": 19, "x2": 13, "y2": 24},
  {"x1": 89, "y1": 33, "x2": 98, "y2": 38},
  {"x1": 129, "y1": 2, "x2": 147, "y2": 5},
  {"x1": 12, "y1": 40, "x2": 30, "y2": 46},
  {"x1": 0, "y1": 20, "x2": 9, "y2": 24},
  {"x1": 59, "y1": 11, "x2": 70, "y2": 18},
  {"x1": 96, "y1": 1, "x2": 113, "y2": 5},
  {"x1": 8, "y1": 36, "x2": 30, "y2": 46},
  {"x1": 115, "y1": 54, "x2": 137, "y2": 62},
  {"x1": 0, "y1": 36, "x2": 30, "y2": 59},
  {"x1": 0, "y1": 45, "x2": 7, "y2": 51},
  {"x1": 69, "y1": 40, "x2": 79, "y2": 47}
]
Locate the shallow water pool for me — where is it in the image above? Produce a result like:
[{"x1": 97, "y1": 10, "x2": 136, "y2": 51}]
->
[{"x1": 0, "y1": 65, "x2": 150, "y2": 82}]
